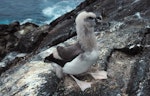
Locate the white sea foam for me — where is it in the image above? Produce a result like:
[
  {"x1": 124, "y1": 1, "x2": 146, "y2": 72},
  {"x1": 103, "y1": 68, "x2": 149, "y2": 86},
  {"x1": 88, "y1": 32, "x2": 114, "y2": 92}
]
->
[
  {"x1": 42, "y1": 0, "x2": 84, "y2": 24},
  {"x1": 42, "y1": 6, "x2": 72, "y2": 24},
  {"x1": 20, "y1": 18, "x2": 33, "y2": 25},
  {"x1": 42, "y1": 5, "x2": 72, "y2": 23},
  {"x1": 0, "y1": 0, "x2": 84, "y2": 25}
]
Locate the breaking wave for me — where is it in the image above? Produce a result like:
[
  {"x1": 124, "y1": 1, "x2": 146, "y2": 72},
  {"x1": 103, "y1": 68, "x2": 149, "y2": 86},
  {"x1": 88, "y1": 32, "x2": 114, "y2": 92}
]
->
[{"x1": 0, "y1": 0, "x2": 84, "y2": 25}]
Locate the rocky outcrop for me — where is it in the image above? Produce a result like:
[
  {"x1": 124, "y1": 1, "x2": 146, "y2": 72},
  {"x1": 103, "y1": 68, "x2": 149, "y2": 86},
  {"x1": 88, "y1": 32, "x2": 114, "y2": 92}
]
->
[{"x1": 0, "y1": 0, "x2": 150, "y2": 96}]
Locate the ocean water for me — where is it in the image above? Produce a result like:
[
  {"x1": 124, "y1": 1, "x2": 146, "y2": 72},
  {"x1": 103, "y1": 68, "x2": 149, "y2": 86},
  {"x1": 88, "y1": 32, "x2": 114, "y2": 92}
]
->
[{"x1": 0, "y1": 0, "x2": 84, "y2": 25}]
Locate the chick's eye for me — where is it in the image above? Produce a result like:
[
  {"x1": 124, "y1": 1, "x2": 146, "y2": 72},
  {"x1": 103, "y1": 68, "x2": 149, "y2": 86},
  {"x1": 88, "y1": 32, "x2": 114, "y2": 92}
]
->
[{"x1": 88, "y1": 17, "x2": 94, "y2": 20}]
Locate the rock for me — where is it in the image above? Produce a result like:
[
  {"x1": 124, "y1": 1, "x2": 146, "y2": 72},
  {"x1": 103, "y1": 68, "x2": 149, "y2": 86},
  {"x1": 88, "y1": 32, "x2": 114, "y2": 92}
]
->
[
  {"x1": 38, "y1": 19, "x2": 76, "y2": 51},
  {"x1": 15, "y1": 24, "x2": 48, "y2": 53},
  {"x1": 15, "y1": 22, "x2": 38, "y2": 37},
  {"x1": 0, "y1": 24, "x2": 9, "y2": 34},
  {"x1": 0, "y1": 61, "x2": 60, "y2": 96},
  {"x1": 0, "y1": 0, "x2": 150, "y2": 95},
  {"x1": 0, "y1": 22, "x2": 20, "y2": 61},
  {"x1": 7, "y1": 21, "x2": 20, "y2": 33},
  {"x1": 126, "y1": 33, "x2": 150, "y2": 96},
  {"x1": 0, "y1": 21, "x2": 20, "y2": 34}
]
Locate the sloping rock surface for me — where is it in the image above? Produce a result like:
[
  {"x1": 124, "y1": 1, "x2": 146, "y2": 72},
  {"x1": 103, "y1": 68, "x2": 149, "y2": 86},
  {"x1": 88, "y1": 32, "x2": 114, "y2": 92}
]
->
[{"x1": 0, "y1": 0, "x2": 150, "y2": 96}]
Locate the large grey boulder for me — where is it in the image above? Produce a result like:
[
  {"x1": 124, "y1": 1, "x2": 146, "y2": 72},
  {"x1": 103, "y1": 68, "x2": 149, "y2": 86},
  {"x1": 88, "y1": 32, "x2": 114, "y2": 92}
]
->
[{"x1": 0, "y1": 0, "x2": 150, "y2": 95}]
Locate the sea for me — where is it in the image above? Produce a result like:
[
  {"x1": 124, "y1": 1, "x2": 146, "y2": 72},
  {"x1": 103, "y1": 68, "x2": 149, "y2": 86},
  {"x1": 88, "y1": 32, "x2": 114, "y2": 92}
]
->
[{"x1": 0, "y1": 0, "x2": 84, "y2": 25}]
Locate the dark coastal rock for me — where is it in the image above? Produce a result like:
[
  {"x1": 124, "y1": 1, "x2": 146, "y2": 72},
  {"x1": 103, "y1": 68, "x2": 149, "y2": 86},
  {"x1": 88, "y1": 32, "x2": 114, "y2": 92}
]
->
[
  {"x1": 126, "y1": 33, "x2": 150, "y2": 96},
  {"x1": 7, "y1": 21, "x2": 20, "y2": 33},
  {"x1": 15, "y1": 24, "x2": 48, "y2": 53},
  {"x1": 0, "y1": 21, "x2": 40, "y2": 61},
  {"x1": 0, "y1": 22, "x2": 20, "y2": 61},
  {"x1": 0, "y1": 21, "x2": 20, "y2": 34},
  {"x1": 0, "y1": 0, "x2": 150, "y2": 95},
  {"x1": 0, "y1": 24, "x2": 9, "y2": 33}
]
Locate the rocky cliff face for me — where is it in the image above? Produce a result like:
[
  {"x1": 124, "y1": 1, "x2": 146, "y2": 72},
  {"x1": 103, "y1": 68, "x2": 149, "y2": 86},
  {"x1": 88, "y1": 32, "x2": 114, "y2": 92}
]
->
[{"x1": 0, "y1": 0, "x2": 150, "y2": 96}]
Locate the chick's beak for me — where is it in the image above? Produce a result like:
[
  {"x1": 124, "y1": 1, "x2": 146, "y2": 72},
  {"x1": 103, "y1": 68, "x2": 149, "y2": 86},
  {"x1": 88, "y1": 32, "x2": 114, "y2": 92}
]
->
[{"x1": 95, "y1": 15, "x2": 103, "y2": 23}]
